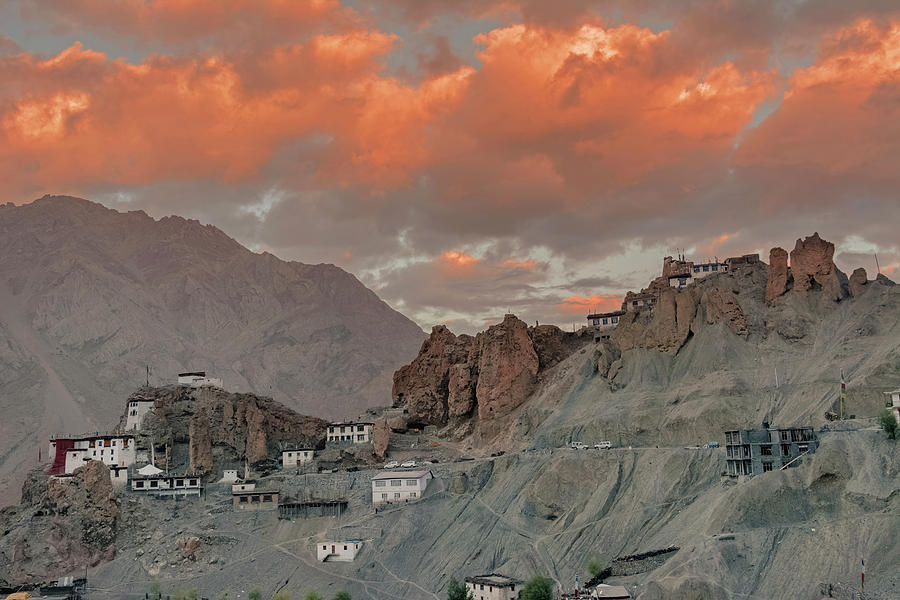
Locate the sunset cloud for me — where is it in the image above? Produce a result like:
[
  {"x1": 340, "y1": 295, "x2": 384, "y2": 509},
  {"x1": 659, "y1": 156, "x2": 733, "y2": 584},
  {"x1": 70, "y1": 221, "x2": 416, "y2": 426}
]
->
[{"x1": 1, "y1": 1, "x2": 899, "y2": 332}]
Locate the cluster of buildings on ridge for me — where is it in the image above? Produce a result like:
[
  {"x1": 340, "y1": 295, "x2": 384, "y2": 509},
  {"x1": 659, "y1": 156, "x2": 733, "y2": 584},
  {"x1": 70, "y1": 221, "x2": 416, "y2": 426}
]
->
[{"x1": 587, "y1": 253, "x2": 760, "y2": 330}]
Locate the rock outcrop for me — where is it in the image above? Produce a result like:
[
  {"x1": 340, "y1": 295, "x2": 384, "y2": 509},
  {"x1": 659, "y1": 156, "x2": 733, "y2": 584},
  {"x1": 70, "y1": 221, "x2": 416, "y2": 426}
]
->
[
  {"x1": 393, "y1": 315, "x2": 587, "y2": 426},
  {"x1": 143, "y1": 386, "x2": 327, "y2": 475},
  {"x1": 474, "y1": 315, "x2": 540, "y2": 420},
  {"x1": 373, "y1": 419, "x2": 390, "y2": 460},
  {"x1": 701, "y1": 288, "x2": 749, "y2": 335},
  {"x1": 765, "y1": 247, "x2": 791, "y2": 302},
  {"x1": 789, "y1": 233, "x2": 846, "y2": 301},
  {"x1": 391, "y1": 326, "x2": 474, "y2": 425},
  {"x1": 849, "y1": 267, "x2": 867, "y2": 297},
  {"x1": 613, "y1": 288, "x2": 697, "y2": 353},
  {"x1": 45, "y1": 461, "x2": 118, "y2": 551}
]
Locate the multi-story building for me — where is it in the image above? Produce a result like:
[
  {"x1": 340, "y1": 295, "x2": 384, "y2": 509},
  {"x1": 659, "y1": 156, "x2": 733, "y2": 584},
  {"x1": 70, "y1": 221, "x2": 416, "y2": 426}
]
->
[
  {"x1": 724, "y1": 424, "x2": 818, "y2": 477},
  {"x1": 49, "y1": 433, "x2": 137, "y2": 476},
  {"x1": 125, "y1": 397, "x2": 156, "y2": 430},
  {"x1": 587, "y1": 309, "x2": 626, "y2": 330},
  {"x1": 465, "y1": 574, "x2": 521, "y2": 600},
  {"x1": 371, "y1": 469, "x2": 433, "y2": 505},
  {"x1": 327, "y1": 422, "x2": 374, "y2": 445},
  {"x1": 233, "y1": 489, "x2": 279, "y2": 511}
]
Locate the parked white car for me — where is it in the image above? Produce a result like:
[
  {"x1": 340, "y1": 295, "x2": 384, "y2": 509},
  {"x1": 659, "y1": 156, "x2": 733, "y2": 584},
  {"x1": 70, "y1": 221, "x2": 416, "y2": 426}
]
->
[
  {"x1": 570, "y1": 442, "x2": 587, "y2": 450},
  {"x1": 594, "y1": 441, "x2": 612, "y2": 450},
  {"x1": 384, "y1": 461, "x2": 399, "y2": 469},
  {"x1": 400, "y1": 460, "x2": 417, "y2": 468}
]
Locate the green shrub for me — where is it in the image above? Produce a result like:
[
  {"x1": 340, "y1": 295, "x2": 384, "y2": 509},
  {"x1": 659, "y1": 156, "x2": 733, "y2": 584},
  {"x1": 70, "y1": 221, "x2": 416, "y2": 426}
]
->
[
  {"x1": 520, "y1": 576, "x2": 553, "y2": 600},
  {"x1": 878, "y1": 409, "x2": 898, "y2": 440}
]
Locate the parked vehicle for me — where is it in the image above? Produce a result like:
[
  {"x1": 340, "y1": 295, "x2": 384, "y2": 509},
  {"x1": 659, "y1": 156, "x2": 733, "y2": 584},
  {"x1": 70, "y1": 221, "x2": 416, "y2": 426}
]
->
[
  {"x1": 594, "y1": 441, "x2": 612, "y2": 449},
  {"x1": 703, "y1": 441, "x2": 720, "y2": 448},
  {"x1": 384, "y1": 461, "x2": 399, "y2": 469},
  {"x1": 400, "y1": 460, "x2": 417, "y2": 468},
  {"x1": 570, "y1": 441, "x2": 588, "y2": 450}
]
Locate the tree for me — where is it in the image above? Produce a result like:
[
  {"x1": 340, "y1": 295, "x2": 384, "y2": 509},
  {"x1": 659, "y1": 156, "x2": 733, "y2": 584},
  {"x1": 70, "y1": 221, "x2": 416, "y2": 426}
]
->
[
  {"x1": 520, "y1": 576, "x2": 553, "y2": 600},
  {"x1": 274, "y1": 592, "x2": 291, "y2": 600},
  {"x1": 447, "y1": 579, "x2": 473, "y2": 600},
  {"x1": 587, "y1": 557, "x2": 606, "y2": 578},
  {"x1": 303, "y1": 592, "x2": 323, "y2": 600},
  {"x1": 878, "y1": 409, "x2": 898, "y2": 440},
  {"x1": 332, "y1": 592, "x2": 352, "y2": 600},
  {"x1": 249, "y1": 590, "x2": 262, "y2": 600},
  {"x1": 148, "y1": 582, "x2": 162, "y2": 600}
]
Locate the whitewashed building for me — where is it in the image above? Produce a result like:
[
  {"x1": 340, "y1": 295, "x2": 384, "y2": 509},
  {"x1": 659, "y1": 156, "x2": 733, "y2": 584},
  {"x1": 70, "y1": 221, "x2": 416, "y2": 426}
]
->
[
  {"x1": 49, "y1": 433, "x2": 137, "y2": 476},
  {"x1": 177, "y1": 371, "x2": 223, "y2": 388},
  {"x1": 327, "y1": 422, "x2": 374, "y2": 444},
  {"x1": 125, "y1": 398, "x2": 156, "y2": 430},
  {"x1": 282, "y1": 448, "x2": 315, "y2": 468},
  {"x1": 232, "y1": 481, "x2": 256, "y2": 493},
  {"x1": 587, "y1": 310, "x2": 625, "y2": 330},
  {"x1": 109, "y1": 465, "x2": 129, "y2": 487},
  {"x1": 465, "y1": 574, "x2": 522, "y2": 600},
  {"x1": 668, "y1": 273, "x2": 692, "y2": 288},
  {"x1": 131, "y1": 474, "x2": 202, "y2": 497},
  {"x1": 317, "y1": 540, "x2": 362, "y2": 562},
  {"x1": 220, "y1": 469, "x2": 239, "y2": 483},
  {"x1": 371, "y1": 469, "x2": 433, "y2": 505},
  {"x1": 885, "y1": 389, "x2": 900, "y2": 424}
]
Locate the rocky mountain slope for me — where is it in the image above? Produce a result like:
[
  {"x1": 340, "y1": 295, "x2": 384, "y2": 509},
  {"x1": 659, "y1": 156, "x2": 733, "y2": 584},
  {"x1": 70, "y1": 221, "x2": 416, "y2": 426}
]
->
[{"x1": 0, "y1": 196, "x2": 425, "y2": 505}]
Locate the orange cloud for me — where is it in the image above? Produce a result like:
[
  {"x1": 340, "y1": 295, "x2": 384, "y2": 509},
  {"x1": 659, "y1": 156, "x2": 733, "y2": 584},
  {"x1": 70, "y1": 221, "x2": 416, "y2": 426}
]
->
[
  {"x1": 737, "y1": 18, "x2": 900, "y2": 179},
  {"x1": 440, "y1": 250, "x2": 479, "y2": 267},
  {"x1": 558, "y1": 293, "x2": 623, "y2": 315}
]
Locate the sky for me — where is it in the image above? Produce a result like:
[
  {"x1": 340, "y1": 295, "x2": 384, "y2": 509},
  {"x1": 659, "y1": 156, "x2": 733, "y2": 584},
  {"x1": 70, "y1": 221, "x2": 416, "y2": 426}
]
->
[{"x1": 1, "y1": 0, "x2": 899, "y2": 333}]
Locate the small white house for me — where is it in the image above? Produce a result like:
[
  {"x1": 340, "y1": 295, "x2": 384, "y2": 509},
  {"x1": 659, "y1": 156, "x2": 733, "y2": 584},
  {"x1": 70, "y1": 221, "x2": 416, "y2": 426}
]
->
[
  {"x1": 371, "y1": 469, "x2": 433, "y2": 505},
  {"x1": 131, "y1": 474, "x2": 202, "y2": 497},
  {"x1": 465, "y1": 574, "x2": 522, "y2": 600},
  {"x1": 137, "y1": 463, "x2": 164, "y2": 477},
  {"x1": 220, "y1": 469, "x2": 239, "y2": 483},
  {"x1": 109, "y1": 465, "x2": 129, "y2": 487},
  {"x1": 317, "y1": 540, "x2": 362, "y2": 562},
  {"x1": 327, "y1": 422, "x2": 374, "y2": 444},
  {"x1": 885, "y1": 389, "x2": 900, "y2": 424},
  {"x1": 177, "y1": 371, "x2": 223, "y2": 389},
  {"x1": 282, "y1": 449, "x2": 315, "y2": 468},
  {"x1": 125, "y1": 398, "x2": 156, "y2": 430},
  {"x1": 668, "y1": 273, "x2": 692, "y2": 288},
  {"x1": 587, "y1": 310, "x2": 625, "y2": 330}
]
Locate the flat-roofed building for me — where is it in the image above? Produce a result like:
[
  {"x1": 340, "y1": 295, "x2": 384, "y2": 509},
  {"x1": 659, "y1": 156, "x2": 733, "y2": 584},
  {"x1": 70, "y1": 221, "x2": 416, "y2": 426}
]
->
[
  {"x1": 725, "y1": 423, "x2": 818, "y2": 477},
  {"x1": 177, "y1": 371, "x2": 223, "y2": 388},
  {"x1": 317, "y1": 540, "x2": 362, "y2": 562},
  {"x1": 371, "y1": 469, "x2": 433, "y2": 505},
  {"x1": 587, "y1": 309, "x2": 625, "y2": 330},
  {"x1": 465, "y1": 574, "x2": 521, "y2": 600},
  {"x1": 233, "y1": 489, "x2": 279, "y2": 511},
  {"x1": 125, "y1": 397, "x2": 156, "y2": 430},
  {"x1": 131, "y1": 474, "x2": 202, "y2": 497},
  {"x1": 885, "y1": 389, "x2": 900, "y2": 424},
  {"x1": 282, "y1": 448, "x2": 315, "y2": 468},
  {"x1": 327, "y1": 422, "x2": 374, "y2": 445}
]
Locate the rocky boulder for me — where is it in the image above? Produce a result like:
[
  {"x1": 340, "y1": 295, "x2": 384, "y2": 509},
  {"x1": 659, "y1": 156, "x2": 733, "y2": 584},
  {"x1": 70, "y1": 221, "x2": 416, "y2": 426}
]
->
[
  {"x1": 849, "y1": 267, "x2": 867, "y2": 297},
  {"x1": 474, "y1": 315, "x2": 540, "y2": 420},
  {"x1": 46, "y1": 461, "x2": 118, "y2": 550},
  {"x1": 176, "y1": 536, "x2": 202, "y2": 561},
  {"x1": 789, "y1": 233, "x2": 846, "y2": 301},
  {"x1": 765, "y1": 247, "x2": 791, "y2": 302},
  {"x1": 373, "y1": 419, "x2": 390, "y2": 460},
  {"x1": 613, "y1": 289, "x2": 697, "y2": 354}
]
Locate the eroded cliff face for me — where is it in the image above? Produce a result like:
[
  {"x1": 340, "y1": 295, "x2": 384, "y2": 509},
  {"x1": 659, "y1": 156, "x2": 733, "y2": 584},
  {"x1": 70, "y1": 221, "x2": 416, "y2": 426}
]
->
[
  {"x1": 393, "y1": 315, "x2": 588, "y2": 426},
  {"x1": 141, "y1": 386, "x2": 327, "y2": 475},
  {"x1": 789, "y1": 232, "x2": 847, "y2": 301}
]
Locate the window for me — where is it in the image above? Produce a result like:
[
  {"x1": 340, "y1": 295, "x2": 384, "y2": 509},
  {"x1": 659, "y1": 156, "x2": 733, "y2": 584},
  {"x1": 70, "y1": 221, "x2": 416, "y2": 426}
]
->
[
  {"x1": 357, "y1": 434, "x2": 364, "y2": 441},
  {"x1": 381, "y1": 493, "x2": 387, "y2": 499},
  {"x1": 150, "y1": 481, "x2": 158, "y2": 488},
  {"x1": 612, "y1": 316, "x2": 618, "y2": 324},
  {"x1": 104, "y1": 440, "x2": 111, "y2": 447},
  {"x1": 390, "y1": 480, "x2": 402, "y2": 486},
  {"x1": 136, "y1": 481, "x2": 145, "y2": 488},
  {"x1": 601, "y1": 318, "x2": 608, "y2": 325},
  {"x1": 322, "y1": 545, "x2": 327, "y2": 550},
  {"x1": 189, "y1": 479, "x2": 197, "y2": 486},
  {"x1": 632, "y1": 300, "x2": 638, "y2": 306},
  {"x1": 781, "y1": 431, "x2": 789, "y2": 441},
  {"x1": 761, "y1": 445, "x2": 772, "y2": 456},
  {"x1": 357, "y1": 425, "x2": 364, "y2": 432},
  {"x1": 176, "y1": 479, "x2": 183, "y2": 486},
  {"x1": 782, "y1": 444, "x2": 790, "y2": 456},
  {"x1": 263, "y1": 495, "x2": 273, "y2": 502},
  {"x1": 410, "y1": 492, "x2": 417, "y2": 498},
  {"x1": 694, "y1": 267, "x2": 700, "y2": 273},
  {"x1": 375, "y1": 480, "x2": 386, "y2": 487},
  {"x1": 287, "y1": 452, "x2": 293, "y2": 457},
  {"x1": 702, "y1": 265, "x2": 709, "y2": 272},
  {"x1": 394, "y1": 493, "x2": 400, "y2": 498},
  {"x1": 762, "y1": 462, "x2": 773, "y2": 472},
  {"x1": 240, "y1": 496, "x2": 248, "y2": 503},
  {"x1": 712, "y1": 265, "x2": 718, "y2": 271},
  {"x1": 406, "y1": 480, "x2": 418, "y2": 486},
  {"x1": 343, "y1": 545, "x2": 348, "y2": 550}
]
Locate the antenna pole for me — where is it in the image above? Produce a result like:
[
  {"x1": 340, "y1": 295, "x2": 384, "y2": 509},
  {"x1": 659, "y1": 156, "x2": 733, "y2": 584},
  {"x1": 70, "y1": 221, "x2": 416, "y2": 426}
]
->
[{"x1": 875, "y1": 253, "x2": 881, "y2": 275}]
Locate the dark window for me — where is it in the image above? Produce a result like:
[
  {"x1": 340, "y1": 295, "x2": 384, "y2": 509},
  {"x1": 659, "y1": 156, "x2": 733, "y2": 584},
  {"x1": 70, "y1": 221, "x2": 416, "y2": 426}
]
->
[
  {"x1": 263, "y1": 495, "x2": 273, "y2": 502},
  {"x1": 782, "y1": 444, "x2": 790, "y2": 455},
  {"x1": 612, "y1": 316, "x2": 618, "y2": 323},
  {"x1": 761, "y1": 445, "x2": 772, "y2": 456},
  {"x1": 239, "y1": 496, "x2": 248, "y2": 503},
  {"x1": 762, "y1": 462, "x2": 773, "y2": 472},
  {"x1": 357, "y1": 425, "x2": 364, "y2": 432},
  {"x1": 189, "y1": 479, "x2": 197, "y2": 486},
  {"x1": 150, "y1": 481, "x2": 158, "y2": 488},
  {"x1": 702, "y1": 265, "x2": 709, "y2": 272},
  {"x1": 136, "y1": 481, "x2": 145, "y2": 488}
]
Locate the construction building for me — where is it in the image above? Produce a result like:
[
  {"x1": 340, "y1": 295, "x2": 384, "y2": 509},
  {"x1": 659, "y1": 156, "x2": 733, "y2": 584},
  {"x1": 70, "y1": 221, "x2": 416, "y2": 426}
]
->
[
  {"x1": 725, "y1": 423, "x2": 818, "y2": 477},
  {"x1": 233, "y1": 489, "x2": 279, "y2": 511},
  {"x1": 327, "y1": 422, "x2": 374, "y2": 445}
]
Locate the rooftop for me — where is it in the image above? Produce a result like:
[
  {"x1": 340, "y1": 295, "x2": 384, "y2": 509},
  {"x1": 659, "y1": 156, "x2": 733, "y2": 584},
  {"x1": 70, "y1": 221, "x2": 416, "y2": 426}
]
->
[
  {"x1": 465, "y1": 574, "x2": 522, "y2": 586},
  {"x1": 328, "y1": 421, "x2": 374, "y2": 427},
  {"x1": 50, "y1": 431, "x2": 136, "y2": 442},
  {"x1": 372, "y1": 469, "x2": 432, "y2": 480},
  {"x1": 592, "y1": 584, "x2": 631, "y2": 598},
  {"x1": 587, "y1": 309, "x2": 626, "y2": 319}
]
